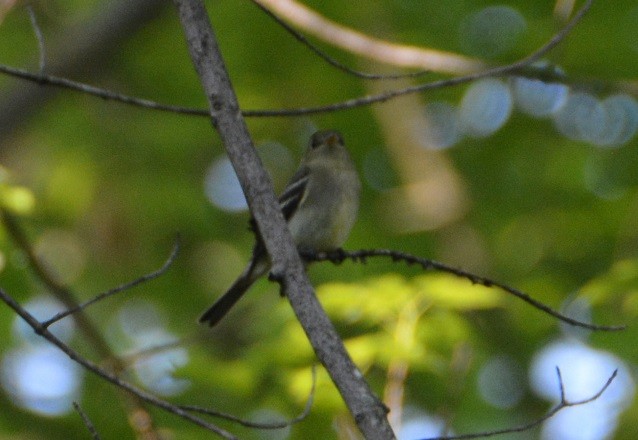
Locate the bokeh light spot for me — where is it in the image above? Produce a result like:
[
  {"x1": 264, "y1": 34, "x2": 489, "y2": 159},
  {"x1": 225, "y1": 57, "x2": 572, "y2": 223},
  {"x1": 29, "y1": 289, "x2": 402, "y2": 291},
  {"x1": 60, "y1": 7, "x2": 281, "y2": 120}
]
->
[
  {"x1": 477, "y1": 355, "x2": 525, "y2": 409},
  {"x1": 512, "y1": 76, "x2": 569, "y2": 117},
  {"x1": 399, "y1": 407, "x2": 451, "y2": 440},
  {"x1": 559, "y1": 297, "x2": 593, "y2": 340},
  {"x1": 115, "y1": 301, "x2": 190, "y2": 396},
  {"x1": 415, "y1": 101, "x2": 462, "y2": 150},
  {"x1": 597, "y1": 94, "x2": 638, "y2": 147},
  {"x1": 247, "y1": 409, "x2": 291, "y2": 440},
  {"x1": 130, "y1": 328, "x2": 190, "y2": 396},
  {"x1": 459, "y1": 6, "x2": 527, "y2": 58},
  {"x1": 553, "y1": 92, "x2": 602, "y2": 143},
  {"x1": 204, "y1": 156, "x2": 247, "y2": 212},
  {"x1": 1, "y1": 346, "x2": 82, "y2": 416},
  {"x1": 459, "y1": 78, "x2": 513, "y2": 137}
]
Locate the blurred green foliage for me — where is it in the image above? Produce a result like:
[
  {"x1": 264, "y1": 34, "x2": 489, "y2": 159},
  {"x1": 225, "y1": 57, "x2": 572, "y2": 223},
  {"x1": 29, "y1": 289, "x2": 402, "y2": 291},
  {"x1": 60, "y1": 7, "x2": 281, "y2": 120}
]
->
[{"x1": 0, "y1": 0, "x2": 637, "y2": 439}]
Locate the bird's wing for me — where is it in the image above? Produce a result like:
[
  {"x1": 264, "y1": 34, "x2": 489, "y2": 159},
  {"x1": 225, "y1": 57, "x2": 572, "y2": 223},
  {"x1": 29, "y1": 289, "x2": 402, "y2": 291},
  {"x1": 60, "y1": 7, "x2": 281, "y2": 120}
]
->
[
  {"x1": 278, "y1": 165, "x2": 310, "y2": 221},
  {"x1": 247, "y1": 165, "x2": 309, "y2": 235}
]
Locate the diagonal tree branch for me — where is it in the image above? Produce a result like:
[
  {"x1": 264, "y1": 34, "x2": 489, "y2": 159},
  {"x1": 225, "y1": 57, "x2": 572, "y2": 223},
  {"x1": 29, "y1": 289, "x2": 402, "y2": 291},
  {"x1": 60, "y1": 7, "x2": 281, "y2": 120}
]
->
[
  {"x1": 41, "y1": 236, "x2": 180, "y2": 328},
  {"x1": 73, "y1": 402, "x2": 102, "y2": 440},
  {"x1": 247, "y1": 0, "x2": 431, "y2": 80},
  {"x1": 171, "y1": 0, "x2": 395, "y2": 438},
  {"x1": 252, "y1": 0, "x2": 486, "y2": 74},
  {"x1": 179, "y1": 365, "x2": 317, "y2": 429},
  {"x1": 0, "y1": 287, "x2": 237, "y2": 440},
  {"x1": 0, "y1": 209, "x2": 163, "y2": 439},
  {"x1": 0, "y1": 209, "x2": 113, "y2": 357}
]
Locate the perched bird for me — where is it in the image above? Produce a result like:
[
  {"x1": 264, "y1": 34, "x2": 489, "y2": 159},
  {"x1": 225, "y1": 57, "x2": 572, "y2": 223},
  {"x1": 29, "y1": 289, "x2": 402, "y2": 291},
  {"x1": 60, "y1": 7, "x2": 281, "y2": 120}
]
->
[{"x1": 199, "y1": 130, "x2": 361, "y2": 326}]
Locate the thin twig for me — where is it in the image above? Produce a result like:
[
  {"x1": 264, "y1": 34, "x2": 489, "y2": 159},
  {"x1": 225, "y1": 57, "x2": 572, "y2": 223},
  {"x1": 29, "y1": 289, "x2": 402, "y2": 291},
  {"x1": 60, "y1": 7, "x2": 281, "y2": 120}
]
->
[
  {"x1": 26, "y1": 4, "x2": 46, "y2": 73},
  {"x1": 248, "y1": 0, "x2": 429, "y2": 80},
  {"x1": 180, "y1": 365, "x2": 317, "y2": 429},
  {"x1": 252, "y1": 0, "x2": 485, "y2": 74},
  {"x1": 0, "y1": 209, "x2": 163, "y2": 439},
  {"x1": 73, "y1": 402, "x2": 102, "y2": 440},
  {"x1": 418, "y1": 368, "x2": 618, "y2": 440},
  {"x1": 0, "y1": 209, "x2": 113, "y2": 357},
  {"x1": 306, "y1": 248, "x2": 625, "y2": 332},
  {"x1": 0, "y1": 64, "x2": 208, "y2": 116},
  {"x1": 41, "y1": 236, "x2": 181, "y2": 328},
  {"x1": 0, "y1": 287, "x2": 237, "y2": 440},
  {"x1": 245, "y1": 0, "x2": 593, "y2": 116},
  {"x1": 0, "y1": 0, "x2": 593, "y2": 119},
  {"x1": 119, "y1": 333, "x2": 203, "y2": 368}
]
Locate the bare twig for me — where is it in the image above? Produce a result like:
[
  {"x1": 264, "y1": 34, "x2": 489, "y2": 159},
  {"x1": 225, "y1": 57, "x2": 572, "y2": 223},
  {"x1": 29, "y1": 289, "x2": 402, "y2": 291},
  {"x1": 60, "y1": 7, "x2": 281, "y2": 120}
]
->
[
  {"x1": 0, "y1": 0, "x2": 168, "y2": 139},
  {"x1": 252, "y1": 0, "x2": 485, "y2": 75},
  {"x1": 418, "y1": 368, "x2": 618, "y2": 440},
  {"x1": 0, "y1": 287, "x2": 237, "y2": 440},
  {"x1": 306, "y1": 248, "x2": 625, "y2": 332},
  {"x1": 244, "y1": 0, "x2": 593, "y2": 117},
  {"x1": 119, "y1": 333, "x2": 203, "y2": 368},
  {"x1": 180, "y1": 365, "x2": 317, "y2": 429},
  {"x1": 0, "y1": 64, "x2": 207, "y2": 116},
  {"x1": 248, "y1": 0, "x2": 429, "y2": 80},
  {"x1": 0, "y1": 209, "x2": 163, "y2": 439},
  {"x1": 0, "y1": 208, "x2": 113, "y2": 357},
  {"x1": 26, "y1": 4, "x2": 46, "y2": 73},
  {"x1": 41, "y1": 236, "x2": 180, "y2": 328},
  {"x1": 73, "y1": 402, "x2": 102, "y2": 440},
  {"x1": 0, "y1": 0, "x2": 593, "y2": 119}
]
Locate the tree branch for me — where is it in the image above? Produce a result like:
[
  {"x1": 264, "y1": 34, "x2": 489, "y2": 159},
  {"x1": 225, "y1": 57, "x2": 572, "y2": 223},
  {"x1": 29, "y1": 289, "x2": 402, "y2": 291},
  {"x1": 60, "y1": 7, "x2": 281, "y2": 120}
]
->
[
  {"x1": 26, "y1": 4, "x2": 46, "y2": 73},
  {"x1": 0, "y1": 0, "x2": 167, "y2": 135},
  {"x1": 0, "y1": 287, "x2": 237, "y2": 440},
  {"x1": 418, "y1": 368, "x2": 618, "y2": 440},
  {"x1": 0, "y1": 209, "x2": 113, "y2": 357},
  {"x1": 41, "y1": 236, "x2": 180, "y2": 328},
  {"x1": 306, "y1": 248, "x2": 625, "y2": 332},
  {"x1": 252, "y1": 0, "x2": 485, "y2": 75},
  {"x1": 179, "y1": 365, "x2": 316, "y2": 429},
  {"x1": 0, "y1": 209, "x2": 164, "y2": 439},
  {"x1": 0, "y1": 0, "x2": 596, "y2": 119},
  {"x1": 248, "y1": 0, "x2": 431, "y2": 80},
  {"x1": 171, "y1": 0, "x2": 395, "y2": 438},
  {"x1": 73, "y1": 402, "x2": 102, "y2": 440},
  {"x1": 244, "y1": 0, "x2": 593, "y2": 117}
]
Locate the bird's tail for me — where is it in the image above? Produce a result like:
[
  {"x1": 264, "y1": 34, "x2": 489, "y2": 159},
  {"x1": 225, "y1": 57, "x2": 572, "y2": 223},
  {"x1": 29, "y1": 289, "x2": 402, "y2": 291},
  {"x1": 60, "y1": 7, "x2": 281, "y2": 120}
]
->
[{"x1": 199, "y1": 261, "x2": 265, "y2": 327}]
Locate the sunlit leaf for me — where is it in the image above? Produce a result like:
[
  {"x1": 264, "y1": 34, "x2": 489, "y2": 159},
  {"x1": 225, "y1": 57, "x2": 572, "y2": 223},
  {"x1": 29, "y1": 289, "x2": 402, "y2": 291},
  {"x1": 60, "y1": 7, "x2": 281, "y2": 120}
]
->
[
  {"x1": 412, "y1": 274, "x2": 503, "y2": 310},
  {"x1": 579, "y1": 259, "x2": 638, "y2": 318},
  {"x1": 0, "y1": 185, "x2": 35, "y2": 214}
]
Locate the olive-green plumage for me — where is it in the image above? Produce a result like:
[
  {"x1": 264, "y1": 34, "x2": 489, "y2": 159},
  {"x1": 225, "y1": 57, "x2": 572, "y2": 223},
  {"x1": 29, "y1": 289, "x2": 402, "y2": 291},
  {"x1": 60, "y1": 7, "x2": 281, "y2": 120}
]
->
[{"x1": 199, "y1": 130, "x2": 360, "y2": 326}]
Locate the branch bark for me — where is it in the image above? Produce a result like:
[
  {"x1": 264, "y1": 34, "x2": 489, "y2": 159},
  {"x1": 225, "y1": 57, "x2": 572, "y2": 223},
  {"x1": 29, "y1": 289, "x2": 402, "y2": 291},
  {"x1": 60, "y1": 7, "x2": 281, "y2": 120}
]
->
[{"x1": 172, "y1": 1, "x2": 394, "y2": 438}]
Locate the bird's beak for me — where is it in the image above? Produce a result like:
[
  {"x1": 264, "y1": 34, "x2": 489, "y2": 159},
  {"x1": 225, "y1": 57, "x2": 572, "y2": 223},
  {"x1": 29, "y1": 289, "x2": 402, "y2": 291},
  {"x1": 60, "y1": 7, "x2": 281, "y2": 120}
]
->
[{"x1": 326, "y1": 133, "x2": 339, "y2": 146}]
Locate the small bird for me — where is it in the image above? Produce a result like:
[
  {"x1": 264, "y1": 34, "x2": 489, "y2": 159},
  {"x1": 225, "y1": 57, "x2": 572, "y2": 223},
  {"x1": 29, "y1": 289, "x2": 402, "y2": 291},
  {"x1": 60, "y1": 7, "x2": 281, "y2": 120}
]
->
[{"x1": 199, "y1": 130, "x2": 361, "y2": 326}]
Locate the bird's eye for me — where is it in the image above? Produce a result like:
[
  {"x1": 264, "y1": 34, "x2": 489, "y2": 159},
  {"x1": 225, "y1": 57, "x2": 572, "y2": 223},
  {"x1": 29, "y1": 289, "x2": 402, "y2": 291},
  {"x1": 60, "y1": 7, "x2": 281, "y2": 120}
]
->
[{"x1": 310, "y1": 137, "x2": 322, "y2": 149}]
